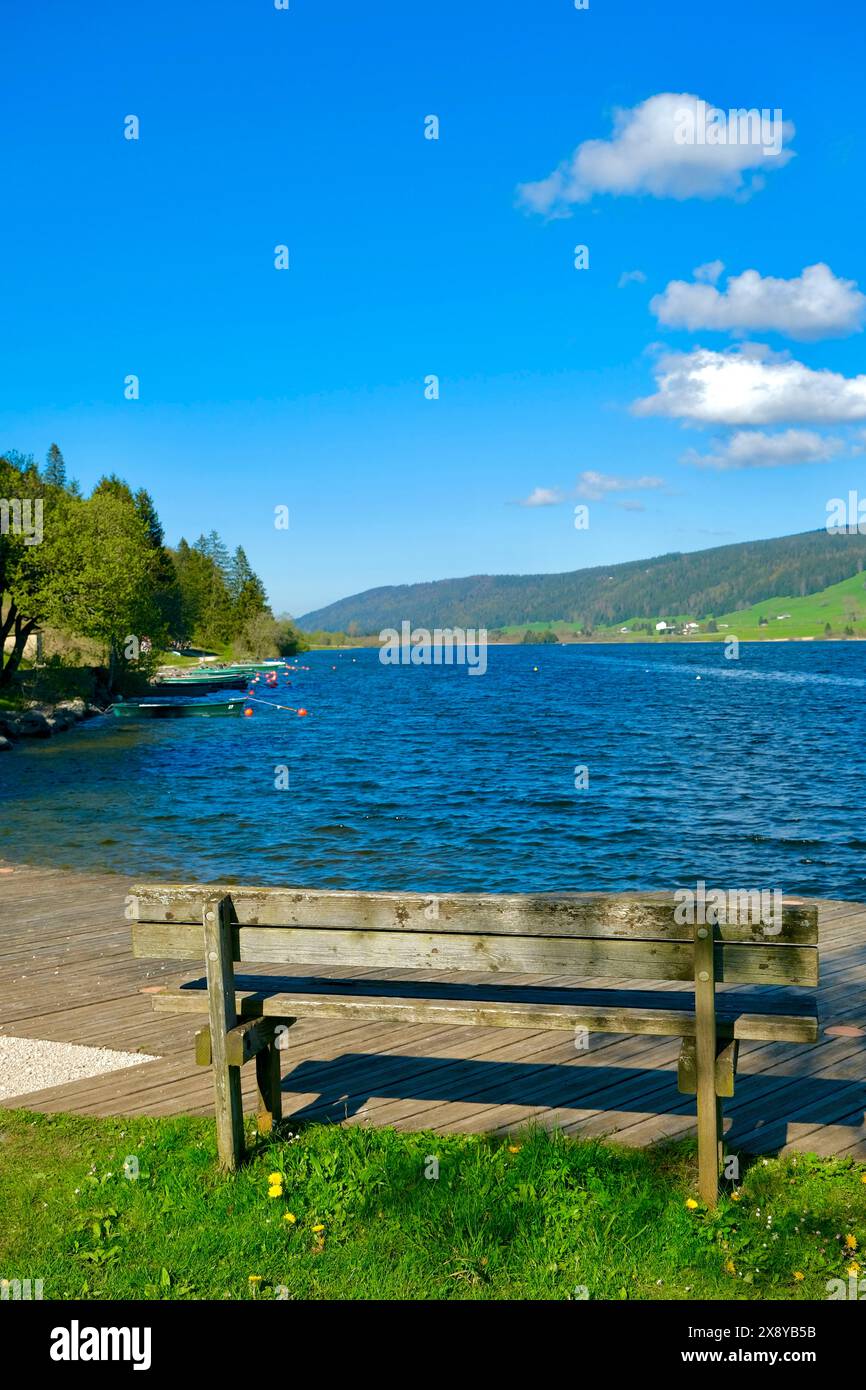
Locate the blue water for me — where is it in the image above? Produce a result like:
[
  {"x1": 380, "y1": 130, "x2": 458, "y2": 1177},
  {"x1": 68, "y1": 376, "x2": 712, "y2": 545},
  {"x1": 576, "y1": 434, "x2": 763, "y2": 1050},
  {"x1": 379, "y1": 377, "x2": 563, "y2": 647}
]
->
[{"x1": 1, "y1": 643, "x2": 864, "y2": 898}]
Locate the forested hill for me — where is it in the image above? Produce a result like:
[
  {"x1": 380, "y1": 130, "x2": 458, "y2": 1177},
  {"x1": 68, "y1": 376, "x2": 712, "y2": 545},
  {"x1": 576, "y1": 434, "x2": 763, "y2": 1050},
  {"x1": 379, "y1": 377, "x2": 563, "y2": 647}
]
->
[{"x1": 298, "y1": 529, "x2": 866, "y2": 633}]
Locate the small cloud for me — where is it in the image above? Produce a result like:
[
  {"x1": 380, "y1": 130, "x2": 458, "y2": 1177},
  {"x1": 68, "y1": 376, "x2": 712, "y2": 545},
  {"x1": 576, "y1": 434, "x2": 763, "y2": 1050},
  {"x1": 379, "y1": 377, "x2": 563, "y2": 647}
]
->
[
  {"x1": 517, "y1": 93, "x2": 794, "y2": 215},
  {"x1": 618, "y1": 269, "x2": 647, "y2": 289},
  {"x1": 517, "y1": 486, "x2": 566, "y2": 507},
  {"x1": 681, "y1": 428, "x2": 845, "y2": 470},
  {"x1": 575, "y1": 470, "x2": 667, "y2": 500},
  {"x1": 616, "y1": 499, "x2": 647, "y2": 511},
  {"x1": 693, "y1": 259, "x2": 725, "y2": 284},
  {"x1": 651, "y1": 262, "x2": 866, "y2": 340}
]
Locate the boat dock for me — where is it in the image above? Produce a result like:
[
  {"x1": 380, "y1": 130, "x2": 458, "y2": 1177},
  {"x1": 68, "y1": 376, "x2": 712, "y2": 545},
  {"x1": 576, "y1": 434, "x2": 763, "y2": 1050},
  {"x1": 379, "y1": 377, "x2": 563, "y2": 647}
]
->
[{"x1": 1, "y1": 862, "x2": 864, "y2": 1157}]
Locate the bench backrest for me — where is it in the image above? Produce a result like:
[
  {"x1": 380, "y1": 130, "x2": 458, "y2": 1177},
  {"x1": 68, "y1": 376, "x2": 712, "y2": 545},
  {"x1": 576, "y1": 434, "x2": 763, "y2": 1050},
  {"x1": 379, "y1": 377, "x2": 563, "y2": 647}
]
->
[{"x1": 129, "y1": 885, "x2": 819, "y2": 988}]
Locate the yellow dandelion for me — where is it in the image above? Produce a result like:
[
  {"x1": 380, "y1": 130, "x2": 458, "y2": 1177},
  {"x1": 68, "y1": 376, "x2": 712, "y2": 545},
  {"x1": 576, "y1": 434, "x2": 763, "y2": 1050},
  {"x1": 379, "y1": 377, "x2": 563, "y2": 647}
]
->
[
  {"x1": 724, "y1": 1258, "x2": 736, "y2": 1274},
  {"x1": 268, "y1": 1172, "x2": 283, "y2": 1184},
  {"x1": 685, "y1": 1198, "x2": 699, "y2": 1210},
  {"x1": 507, "y1": 1145, "x2": 521, "y2": 1154},
  {"x1": 846, "y1": 1262, "x2": 861, "y2": 1277},
  {"x1": 283, "y1": 1212, "x2": 297, "y2": 1224},
  {"x1": 860, "y1": 1174, "x2": 866, "y2": 1185},
  {"x1": 730, "y1": 1191, "x2": 741, "y2": 1202},
  {"x1": 311, "y1": 1223, "x2": 325, "y2": 1233},
  {"x1": 248, "y1": 1275, "x2": 262, "y2": 1284},
  {"x1": 793, "y1": 1271, "x2": 805, "y2": 1281},
  {"x1": 268, "y1": 1184, "x2": 283, "y2": 1199},
  {"x1": 845, "y1": 1234, "x2": 858, "y2": 1250}
]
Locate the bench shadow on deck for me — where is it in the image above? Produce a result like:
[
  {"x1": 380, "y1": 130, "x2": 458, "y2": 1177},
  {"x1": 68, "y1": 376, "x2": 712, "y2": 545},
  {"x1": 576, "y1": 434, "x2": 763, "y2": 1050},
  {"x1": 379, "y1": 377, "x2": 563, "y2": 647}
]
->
[{"x1": 278, "y1": 1052, "x2": 865, "y2": 1140}]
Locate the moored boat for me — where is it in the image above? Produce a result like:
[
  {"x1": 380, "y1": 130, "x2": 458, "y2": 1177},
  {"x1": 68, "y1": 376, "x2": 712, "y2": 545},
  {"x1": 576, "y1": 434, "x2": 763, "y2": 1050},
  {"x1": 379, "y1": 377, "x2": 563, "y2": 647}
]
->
[
  {"x1": 111, "y1": 699, "x2": 246, "y2": 719},
  {"x1": 150, "y1": 674, "x2": 249, "y2": 696}
]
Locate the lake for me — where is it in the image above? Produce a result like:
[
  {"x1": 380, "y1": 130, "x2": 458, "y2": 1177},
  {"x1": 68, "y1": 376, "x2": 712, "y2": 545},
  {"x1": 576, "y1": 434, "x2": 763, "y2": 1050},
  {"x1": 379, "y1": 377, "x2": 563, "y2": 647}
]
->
[{"x1": 1, "y1": 642, "x2": 864, "y2": 899}]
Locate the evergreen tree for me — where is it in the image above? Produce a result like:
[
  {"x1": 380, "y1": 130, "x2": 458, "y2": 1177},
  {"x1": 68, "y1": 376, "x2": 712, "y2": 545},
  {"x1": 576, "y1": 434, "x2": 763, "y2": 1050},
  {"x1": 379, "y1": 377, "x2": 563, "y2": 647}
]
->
[
  {"x1": 228, "y1": 546, "x2": 270, "y2": 627},
  {"x1": 134, "y1": 488, "x2": 165, "y2": 549},
  {"x1": 194, "y1": 530, "x2": 231, "y2": 582},
  {"x1": 44, "y1": 443, "x2": 66, "y2": 487}
]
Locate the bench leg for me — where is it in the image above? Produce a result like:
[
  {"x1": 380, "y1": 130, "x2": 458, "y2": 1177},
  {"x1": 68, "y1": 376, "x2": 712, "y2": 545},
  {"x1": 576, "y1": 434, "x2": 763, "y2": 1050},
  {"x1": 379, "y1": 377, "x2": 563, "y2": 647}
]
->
[
  {"x1": 255, "y1": 1042, "x2": 283, "y2": 1135},
  {"x1": 694, "y1": 924, "x2": 719, "y2": 1207},
  {"x1": 677, "y1": 1037, "x2": 734, "y2": 1189},
  {"x1": 204, "y1": 897, "x2": 244, "y2": 1170}
]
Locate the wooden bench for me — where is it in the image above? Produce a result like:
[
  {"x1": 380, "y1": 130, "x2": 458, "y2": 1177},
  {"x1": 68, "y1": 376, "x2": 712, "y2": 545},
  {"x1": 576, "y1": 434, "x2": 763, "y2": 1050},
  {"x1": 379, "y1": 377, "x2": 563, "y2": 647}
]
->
[{"x1": 129, "y1": 884, "x2": 820, "y2": 1205}]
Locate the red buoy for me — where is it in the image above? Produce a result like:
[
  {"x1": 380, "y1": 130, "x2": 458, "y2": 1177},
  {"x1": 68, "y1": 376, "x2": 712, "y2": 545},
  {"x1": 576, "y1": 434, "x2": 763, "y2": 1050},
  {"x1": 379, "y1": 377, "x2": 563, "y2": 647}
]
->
[
  {"x1": 243, "y1": 707, "x2": 254, "y2": 717},
  {"x1": 297, "y1": 708, "x2": 308, "y2": 717}
]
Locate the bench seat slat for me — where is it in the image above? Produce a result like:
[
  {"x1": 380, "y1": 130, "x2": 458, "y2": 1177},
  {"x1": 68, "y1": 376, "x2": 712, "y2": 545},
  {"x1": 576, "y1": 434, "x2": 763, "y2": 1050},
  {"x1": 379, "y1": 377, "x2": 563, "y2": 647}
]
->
[
  {"x1": 148, "y1": 985, "x2": 819, "y2": 1043},
  {"x1": 129, "y1": 885, "x2": 818, "y2": 944},
  {"x1": 132, "y1": 922, "x2": 818, "y2": 987}
]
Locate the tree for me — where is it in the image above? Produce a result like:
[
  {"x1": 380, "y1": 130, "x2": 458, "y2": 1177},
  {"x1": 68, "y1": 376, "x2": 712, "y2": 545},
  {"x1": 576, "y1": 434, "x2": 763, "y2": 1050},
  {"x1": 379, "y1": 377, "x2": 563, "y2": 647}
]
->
[
  {"x1": 228, "y1": 545, "x2": 270, "y2": 629},
  {"x1": 194, "y1": 530, "x2": 231, "y2": 580},
  {"x1": 0, "y1": 453, "x2": 55, "y2": 685},
  {"x1": 132, "y1": 488, "x2": 182, "y2": 638},
  {"x1": 231, "y1": 612, "x2": 303, "y2": 660},
  {"x1": 44, "y1": 443, "x2": 66, "y2": 487},
  {"x1": 47, "y1": 490, "x2": 167, "y2": 679},
  {"x1": 171, "y1": 536, "x2": 233, "y2": 647},
  {"x1": 92, "y1": 473, "x2": 135, "y2": 505},
  {"x1": 133, "y1": 488, "x2": 165, "y2": 549}
]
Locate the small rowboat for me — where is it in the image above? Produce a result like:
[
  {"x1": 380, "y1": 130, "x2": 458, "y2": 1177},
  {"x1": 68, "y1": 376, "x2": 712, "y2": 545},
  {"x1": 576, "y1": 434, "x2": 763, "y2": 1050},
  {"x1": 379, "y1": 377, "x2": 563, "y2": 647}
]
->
[
  {"x1": 150, "y1": 675, "x2": 249, "y2": 696},
  {"x1": 185, "y1": 662, "x2": 292, "y2": 679},
  {"x1": 110, "y1": 699, "x2": 246, "y2": 719}
]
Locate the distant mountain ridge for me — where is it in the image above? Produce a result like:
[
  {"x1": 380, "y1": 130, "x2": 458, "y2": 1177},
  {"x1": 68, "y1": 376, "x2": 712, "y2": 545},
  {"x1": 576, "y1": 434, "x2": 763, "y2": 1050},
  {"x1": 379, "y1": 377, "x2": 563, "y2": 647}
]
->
[{"x1": 297, "y1": 530, "x2": 866, "y2": 634}]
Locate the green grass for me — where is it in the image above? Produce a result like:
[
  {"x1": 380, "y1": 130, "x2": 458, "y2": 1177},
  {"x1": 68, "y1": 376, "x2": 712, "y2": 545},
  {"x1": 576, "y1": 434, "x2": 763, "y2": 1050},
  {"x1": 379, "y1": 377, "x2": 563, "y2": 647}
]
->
[{"x1": 0, "y1": 1111, "x2": 863, "y2": 1300}]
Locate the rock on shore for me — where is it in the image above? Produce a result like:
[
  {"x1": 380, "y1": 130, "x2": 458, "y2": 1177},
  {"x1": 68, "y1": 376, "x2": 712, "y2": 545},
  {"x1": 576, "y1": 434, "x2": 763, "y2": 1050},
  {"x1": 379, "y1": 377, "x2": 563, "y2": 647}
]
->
[{"x1": 0, "y1": 698, "x2": 105, "y2": 747}]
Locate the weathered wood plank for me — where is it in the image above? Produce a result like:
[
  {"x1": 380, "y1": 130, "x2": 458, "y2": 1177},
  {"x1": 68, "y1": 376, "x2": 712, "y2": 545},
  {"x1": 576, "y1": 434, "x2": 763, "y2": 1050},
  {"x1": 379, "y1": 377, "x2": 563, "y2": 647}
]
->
[
  {"x1": 694, "y1": 925, "x2": 721, "y2": 1205},
  {"x1": 148, "y1": 984, "x2": 819, "y2": 1042},
  {"x1": 129, "y1": 885, "x2": 818, "y2": 943},
  {"x1": 193, "y1": 1017, "x2": 295, "y2": 1069},
  {"x1": 132, "y1": 921, "x2": 819, "y2": 986},
  {"x1": 203, "y1": 897, "x2": 244, "y2": 1170},
  {"x1": 255, "y1": 1043, "x2": 282, "y2": 1136},
  {"x1": 678, "y1": 1037, "x2": 739, "y2": 1097}
]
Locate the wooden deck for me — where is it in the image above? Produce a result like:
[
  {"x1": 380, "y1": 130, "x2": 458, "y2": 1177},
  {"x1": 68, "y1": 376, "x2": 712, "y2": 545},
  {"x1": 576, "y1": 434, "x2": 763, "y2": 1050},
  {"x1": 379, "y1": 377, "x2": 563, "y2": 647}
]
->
[{"x1": 1, "y1": 862, "x2": 864, "y2": 1157}]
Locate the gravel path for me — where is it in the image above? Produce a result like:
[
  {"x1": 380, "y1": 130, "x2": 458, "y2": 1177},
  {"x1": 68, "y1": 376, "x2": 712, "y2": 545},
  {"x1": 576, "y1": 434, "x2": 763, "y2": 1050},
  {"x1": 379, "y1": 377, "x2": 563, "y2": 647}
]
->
[{"x1": 0, "y1": 1035, "x2": 158, "y2": 1102}]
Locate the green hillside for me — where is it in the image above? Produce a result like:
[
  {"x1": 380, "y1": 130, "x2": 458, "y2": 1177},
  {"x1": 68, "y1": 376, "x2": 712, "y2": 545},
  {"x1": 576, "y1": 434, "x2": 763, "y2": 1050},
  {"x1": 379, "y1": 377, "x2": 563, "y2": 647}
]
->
[
  {"x1": 500, "y1": 572, "x2": 866, "y2": 643},
  {"x1": 298, "y1": 529, "x2": 866, "y2": 635}
]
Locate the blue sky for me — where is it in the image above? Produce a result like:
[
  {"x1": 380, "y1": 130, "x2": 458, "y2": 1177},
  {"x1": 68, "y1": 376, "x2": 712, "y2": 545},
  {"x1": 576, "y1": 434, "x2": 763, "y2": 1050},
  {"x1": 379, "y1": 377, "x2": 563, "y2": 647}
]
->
[{"x1": 2, "y1": 0, "x2": 865, "y2": 615}]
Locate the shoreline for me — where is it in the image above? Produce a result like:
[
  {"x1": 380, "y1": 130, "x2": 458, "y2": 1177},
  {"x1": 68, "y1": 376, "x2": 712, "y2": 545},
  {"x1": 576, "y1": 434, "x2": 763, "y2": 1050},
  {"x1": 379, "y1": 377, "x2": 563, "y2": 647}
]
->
[
  {"x1": 0, "y1": 697, "x2": 106, "y2": 751},
  {"x1": 308, "y1": 634, "x2": 866, "y2": 648}
]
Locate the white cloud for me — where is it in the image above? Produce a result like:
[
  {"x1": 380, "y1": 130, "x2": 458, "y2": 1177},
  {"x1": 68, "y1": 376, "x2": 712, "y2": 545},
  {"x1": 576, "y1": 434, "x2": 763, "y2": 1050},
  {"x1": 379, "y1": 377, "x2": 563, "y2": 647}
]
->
[
  {"x1": 681, "y1": 428, "x2": 845, "y2": 470},
  {"x1": 693, "y1": 260, "x2": 725, "y2": 284},
  {"x1": 618, "y1": 269, "x2": 647, "y2": 289},
  {"x1": 517, "y1": 94, "x2": 794, "y2": 214},
  {"x1": 518, "y1": 487, "x2": 566, "y2": 507},
  {"x1": 651, "y1": 263, "x2": 866, "y2": 340},
  {"x1": 575, "y1": 470, "x2": 667, "y2": 500},
  {"x1": 633, "y1": 344, "x2": 866, "y2": 425}
]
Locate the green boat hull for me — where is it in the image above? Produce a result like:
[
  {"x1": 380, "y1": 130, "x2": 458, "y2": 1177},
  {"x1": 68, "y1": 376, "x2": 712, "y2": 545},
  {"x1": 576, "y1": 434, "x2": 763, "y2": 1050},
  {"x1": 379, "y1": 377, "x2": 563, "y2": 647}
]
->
[
  {"x1": 150, "y1": 675, "x2": 249, "y2": 696},
  {"x1": 111, "y1": 699, "x2": 246, "y2": 719}
]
